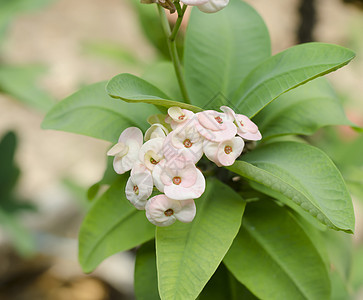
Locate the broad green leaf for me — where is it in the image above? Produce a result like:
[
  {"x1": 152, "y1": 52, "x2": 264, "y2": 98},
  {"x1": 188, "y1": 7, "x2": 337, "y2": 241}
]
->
[
  {"x1": 233, "y1": 43, "x2": 355, "y2": 118},
  {"x1": 254, "y1": 78, "x2": 354, "y2": 139},
  {"x1": 134, "y1": 240, "x2": 160, "y2": 300},
  {"x1": 142, "y1": 61, "x2": 183, "y2": 101},
  {"x1": 184, "y1": 0, "x2": 270, "y2": 108},
  {"x1": 78, "y1": 178, "x2": 155, "y2": 273},
  {"x1": 0, "y1": 65, "x2": 54, "y2": 112},
  {"x1": 224, "y1": 201, "x2": 331, "y2": 300},
  {"x1": 42, "y1": 81, "x2": 157, "y2": 142},
  {"x1": 156, "y1": 178, "x2": 245, "y2": 300},
  {"x1": 106, "y1": 73, "x2": 202, "y2": 112},
  {"x1": 198, "y1": 263, "x2": 258, "y2": 300},
  {"x1": 228, "y1": 141, "x2": 355, "y2": 233}
]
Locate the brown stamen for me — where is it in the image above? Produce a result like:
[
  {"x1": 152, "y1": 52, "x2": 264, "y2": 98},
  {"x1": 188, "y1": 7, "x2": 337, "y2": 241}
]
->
[
  {"x1": 150, "y1": 157, "x2": 159, "y2": 165},
  {"x1": 164, "y1": 209, "x2": 174, "y2": 216},
  {"x1": 215, "y1": 116, "x2": 223, "y2": 124},
  {"x1": 172, "y1": 176, "x2": 182, "y2": 185},
  {"x1": 183, "y1": 139, "x2": 192, "y2": 148},
  {"x1": 133, "y1": 185, "x2": 139, "y2": 195},
  {"x1": 224, "y1": 145, "x2": 233, "y2": 154},
  {"x1": 178, "y1": 115, "x2": 185, "y2": 120}
]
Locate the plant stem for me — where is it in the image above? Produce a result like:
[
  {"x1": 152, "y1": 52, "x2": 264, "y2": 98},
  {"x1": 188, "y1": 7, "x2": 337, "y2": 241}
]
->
[
  {"x1": 158, "y1": 5, "x2": 191, "y2": 104},
  {"x1": 170, "y1": 3, "x2": 187, "y2": 42}
]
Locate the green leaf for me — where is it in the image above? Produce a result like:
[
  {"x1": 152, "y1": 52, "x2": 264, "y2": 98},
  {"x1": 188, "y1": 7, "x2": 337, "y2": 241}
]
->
[
  {"x1": 233, "y1": 43, "x2": 355, "y2": 118},
  {"x1": 106, "y1": 73, "x2": 202, "y2": 112},
  {"x1": 198, "y1": 263, "x2": 258, "y2": 300},
  {"x1": 134, "y1": 240, "x2": 160, "y2": 300},
  {"x1": 254, "y1": 78, "x2": 354, "y2": 139},
  {"x1": 78, "y1": 177, "x2": 155, "y2": 273},
  {"x1": 42, "y1": 81, "x2": 157, "y2": 142},
  {"x1": 184, "y1": 0, "x2": 270, "y2": 109},
  {"x1": 228, "y1": 141, "x2": 355, "y2": 233},
  {"x1": 224, "y1": 200, "x2": 331, "y2": 300},
  {"x1": 0, "y1": 65, "x2": 54, "y2": 113},
  {"x1": 142, "y1": 61, "x2": 183, "y2": 101},
  {"x1": 156, "y1": 178, "x2": 245, "y2": 300}
]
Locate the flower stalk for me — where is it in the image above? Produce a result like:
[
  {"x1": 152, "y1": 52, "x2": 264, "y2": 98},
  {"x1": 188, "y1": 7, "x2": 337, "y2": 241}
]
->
[{"x1": 158, "y1": 5, "x2": 191, "y2": 104}]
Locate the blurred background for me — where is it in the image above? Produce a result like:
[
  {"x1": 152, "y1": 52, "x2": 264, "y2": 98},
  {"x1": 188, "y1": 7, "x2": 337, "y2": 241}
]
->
[{"x1": 0, "y1": 0, "x2": 363, "y2": 299}]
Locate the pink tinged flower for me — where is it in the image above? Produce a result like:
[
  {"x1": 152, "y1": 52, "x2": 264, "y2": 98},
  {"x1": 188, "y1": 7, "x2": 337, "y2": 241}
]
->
[
  {"x1": 139, "y1": 137, "x2": 164, "y2": 171},
  {"x1": 180, "y1": 0, "x2": 228, "y2": 13},
  {"x1": 125, "y1": 171, "x2": 153, "y2": 210},
  {"x1": 145, "y1": 123, "x2": 169, "y2": 141},
  {"x1": 145, "y1": 194, "x2": 196, "y2": 227},
  {"x1": 203, "y1": 136, "x2": 244, "y2": 167},
  {"x1": 152, "y1": 157, "x2": 206, "y2": 200},
  {"x1": 165, "y1": 107, "x2": 195, "y2": 130},
  {"x1": 107, "y1": 127, "x2": 143, "y2": 174},
  {"x1": 220, "y1": 106, "x2": 262, "y2": 141},
  {"x1": 196, "y1": 110, "x2": 237, "y2": 142},
  {"x1": 196, "y1": 0, "x2": 229, "y2": 13},
  {"x1": 235, "y1": 114, "x2": 262, "y2": 141},
  {"x1": 163, "y1": 125, "x2": 203, "y2": 164}
]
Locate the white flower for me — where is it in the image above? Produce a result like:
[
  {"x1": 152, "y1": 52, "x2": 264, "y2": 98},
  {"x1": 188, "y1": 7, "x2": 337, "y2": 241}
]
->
[
  {"x1": 163, "y1": 124, "x2": 203, "y2": 164},
  {"x1": 139, "y1": 137, "x2": 165, "y2": 171},
  {"x1": 107, "y1": 127, "x2": 143, "y2": 174},
  {"x1": 221, "y1": 106, "x2": 262, "y2": 141},
  {"x1": 126, "y1": 170, "x2": 153, "y2": 210},
  {"x1": 180, "y1": 0, "x2": 229, "y2": 13},
  {"x1": 145, "y1": 123, "x2": 169, "y2": 141},
  {"x1": 145, "y1": 194, "x2": 196, "y2": 227},
  {"x1": 196, "y1": 110, "x2": 237, "y2": 142},
  {"x1": 165, "y1": 107, "x2": 195, "y2": 130},
  {"x1": 203, "y1": 136, "x2": 244, "y2": 166},
  {"x1": 152, "y1": 156, "x2": 206, "y2": 200}
]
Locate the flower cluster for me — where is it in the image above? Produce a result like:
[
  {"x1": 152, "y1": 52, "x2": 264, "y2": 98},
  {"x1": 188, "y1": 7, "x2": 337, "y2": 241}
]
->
[{"x1": 107, "y1": 106, "x2": 261, "y2": 227}]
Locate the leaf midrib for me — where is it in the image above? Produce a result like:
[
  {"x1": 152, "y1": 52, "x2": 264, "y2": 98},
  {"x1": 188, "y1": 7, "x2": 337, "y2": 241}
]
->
[
  {"x1": 242, "y1": 219, "x2": 310, "y2": 300},
  {"x1": 81, "y1": 208, "x2": 139, "y2": 267},
  {"x1": 228, "y1": 161, "x2": 335, "y2": 229},
  {"x1": 235, "y1": 60, "x2": 353, "y2": 116}
]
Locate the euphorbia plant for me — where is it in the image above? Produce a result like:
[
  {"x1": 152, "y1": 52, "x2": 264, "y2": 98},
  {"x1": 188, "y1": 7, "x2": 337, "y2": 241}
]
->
[{"x1": 42, "y1": 0, "x2": 358, "y2": 298}]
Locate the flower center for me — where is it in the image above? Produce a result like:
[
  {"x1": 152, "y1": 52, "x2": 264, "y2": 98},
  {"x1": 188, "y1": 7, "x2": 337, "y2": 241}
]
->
[
  {"x1": 172, "y1": 176, "x2": 182, "y2": 185},
  {"x1": 183, "y1": 139, "x2": 192, "y2": 148},
  {"x1": 215, "y1": 116, "x2": 223, "y2": 124},
  {"x1": 164, "y1": 209, "x2": 174, "y2": 216},
  {"x1": 133, "y1": 185, "x2": 139, "y2": 195},
  {"x1": 239, "y1": 120, "x2": 244, "y2": 127},
  {"x1": 224, "y1": 145, "x2": 233, "y2": 154},
  {"x1": 150, "y1": 157, "x2": 159, "y2": 165},
  {"x1": 178, "y1": 114, "x2": 185, "y2": 120}
]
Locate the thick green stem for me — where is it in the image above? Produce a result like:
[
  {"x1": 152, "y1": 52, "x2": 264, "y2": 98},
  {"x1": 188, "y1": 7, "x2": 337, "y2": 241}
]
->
[{"x1": 158, "y1": 5, "x2": 191, "y2": 104}]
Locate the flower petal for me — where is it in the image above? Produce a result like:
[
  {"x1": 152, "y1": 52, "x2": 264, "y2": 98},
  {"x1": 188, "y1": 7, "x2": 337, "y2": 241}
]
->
[
  {"x1": 145, "y1": 124, "x2": 169, "y2": 141},
  {"x1": 119, "y1": 127, "x2": 143, "y2": 147},
  {"x1": 174, "y1": 199, "x2": 196, "y2": 223},
  {"x1": 197, "y1": 0, "x2": 229, "y2": 13},
  {"x1": 164, "y1": 168, "x2": 206, "y2": 200},
  {"x1": 145, "y1": 195, "x2": 179, "y2": 227},
  {"x1": 217, "y1": 137, "x2": 244, "y2": 166}
]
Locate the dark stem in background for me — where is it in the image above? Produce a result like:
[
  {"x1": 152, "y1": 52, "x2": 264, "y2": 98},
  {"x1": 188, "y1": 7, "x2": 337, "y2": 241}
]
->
[{"x1": 297, "y1": 0, "x2": 316, "y2": 43}]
